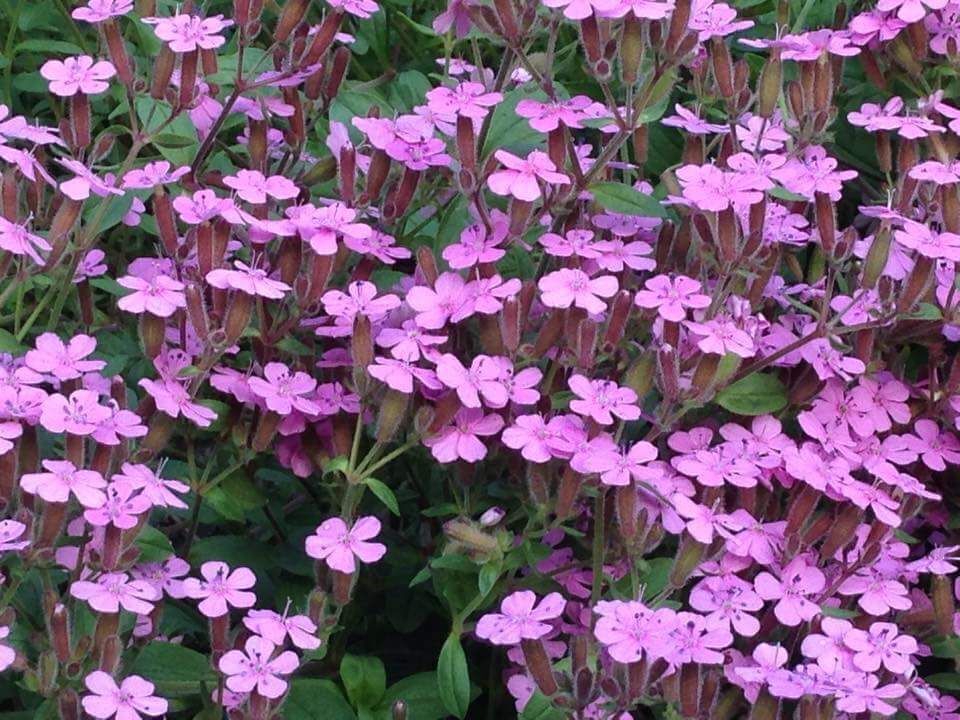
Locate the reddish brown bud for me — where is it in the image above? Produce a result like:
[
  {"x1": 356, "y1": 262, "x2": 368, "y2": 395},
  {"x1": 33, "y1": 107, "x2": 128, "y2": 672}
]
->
[
  {"x1": 275, "y1": 0, "x2": 309, "y2": 42},
  {"x1": 814, "y1": 192, "x2": 836, "y2": 255},
  {"x1": 152, "y1": 188, "x2": 179, "y2": 256},
  {"x1": 303, "y1": 11, "x2": 343, "y2": 64},
  {"x1": 332, "y1": 569, "x2": 355, "y2": 605},
  {"x1": 493, "y1": 0, "x2": 519, "y2": 40},
  {"x1": 139, "y1": 313, "x2": 166, "y2": 359},
  {"x1": 757, "y1": 56, "x2": 782, "y2": 118},
  {"x1": 933, "y1": 574, "x2": 956, "y2": 637},
  {"x1": 711, "y1": 39, "x2": 734, "y2": 99},
  {"x1": 323, "y1": 46, "x2": 351, "y2": 102},
  {"x1": 500, "y1": 297, "x2": 522, "y2": 353},
  {"x1": 521, "y1": 639, "x2": 558, "y2": 696},
  {"x1": 602, "y1": 291, "x2": 633, "y2": 350},
  {"x1": 670, "y1": 536, "x2": 707, "y2": 588},
  {"x1": 896, "y1": 255, "x2": 933, "y2": 314},
  {"x1": 224, "y1": 292, "x2": 253, "y2": 345},
  {"x1": 621, "y1": 15, "x2": 643, "y2": 85}
]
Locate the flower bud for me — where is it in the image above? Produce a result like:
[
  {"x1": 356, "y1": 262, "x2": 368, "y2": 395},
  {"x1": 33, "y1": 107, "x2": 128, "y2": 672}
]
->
[
  {"x1": 616, "y1": 486, "x2": 638, "y2": 541},
  {"x1": 178, "y1": 50, "x2": 199, "y2": 108},
  {"x1": 711, "y1": 39, "x2": 734, "y2": 99},
  {"x1": 896, "y1": 255, "x2": 933, "y2": 314},
  {"x1": 416, "y1": 246, "x2": 439, "y2": 285},
  {"x1": 275, "y1": 0, "x2": 309, "y2": 42},
  {"x1": 508, "y1": 199, "x2": 533, "y2": 237},
  {"x1": 690, "y1": 354, "x2": 720, "y2": 398},
  {"x1": 670, "y1": 536, "x2": 707, "y2": 589},
  {"x1": 665, "y1": 0, "x2": 691, "y2": 55},
  {"x1": 100, "y1": 634, "x2": 121, "y2": 672},
  {"x1": 623, "y1": 351, "x2": 655, "y2": 400},
  {"x1": 251, "y1": 410, "x2": 281, "y2": 452},
  {"x1": 302, "y1": 156, "x2": 338, "y2": 186},
  {"x1": 323, "y1": 46, "x2": 351, "y2": 103},
  {"x1": 493, "y1": 0, "x2": 519, "y2": 40},
  {"x1": 785, "y1": 484, "x2": 820, "y2": 539},
  {"x1": 748, "y1": 691, "x2": 778, "y2": 720},
  {"x1": 933, "y1": 575, "x2": 956, "y2": 637},
  {"x1": 150, "y1": 46, "x2": 176, "y2": 99},
  {"x1": 555, "y1": 465, "x2": 581, "y2": 520},
  {"x1": 680, "y1": 663, "x2": 700, "y2": 718},
  {"x1": 814, "y1": 192, "x2": 836, "y2": 255},
  {"x1": 521, "y1": 639, "x2": 558, "y2": 696},
  {"x1": 757, "y1": 56, "x2": 782, "y2": 118},
  {"x1": 45, "y1": 199, "x2": 83, "y2": 269},
  {"x1": 392, "y1": 700, "x2": 408, "y2": 720},
  {"x1": 376, "y1": 390, "x2": 408, "y2": 443},
  {"x1": 602, "y1": 291, "x2": 633, "y2": 351},
  {"x1": 820, "y1": 504, "x2": 860, "y2": 560},
  {"x1": 138, "y1": 313, "x2": 166, "y2": 359},
  {"x1": 500, "y1": 297, "x2": 522, "y2": 353},
  {"x1": 224, "y1": 292, "x2": 253, "y2": 345},
  {"x1": 621, "y1": 15, "x2": 643, "y2": 85},
  {"x1": 444, "y1": 519, "x2": 500, "y2": 556},
  {"x1": 332, "y1": 569, "x2": 355, "y2": 605},
  {"x1": 303, "y1": 11, "x2": 344, "y2": 64},
  {"x1": 59, "y1": 689, "x2": 80, "y2": 720},
  {"x1": 657, "y1": 345, "x2": 680, "y2": 401}
]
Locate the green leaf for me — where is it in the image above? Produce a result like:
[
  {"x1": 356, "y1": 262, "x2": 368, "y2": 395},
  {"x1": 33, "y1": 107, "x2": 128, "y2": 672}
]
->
[
  {"x1": 283, "y1": 679, "x2": 357, "y2": 720},
  {"x1": 820, "y1": 606, "x2": 859, "y2": 619},
  {"x1": 769, "y1": 186, "x2": 809, "y2": 202},
  {"x1": 589, "y1": 182, "x2": 666, "y2": 217},
  {"x1": 340, "y1": 654, "x2": 387, "y2": 710},
  {"x1": 928, "y1": 673, "x2": 960, "y2": 691},
  {"x1": 482, "y1": 87, "x2": 559, "y2": 158},
  {"x1": 930, "y1": 636, "x2": 960, "y2": 658},
  {"x1": 436, "y1": 634, "x2": 471, "y2": 720},
  {"x1": 0, "y1": 329, "x2": 25, "y2": 353},
  {"x1": 715, "y1": 373, "x2": 788, "y2": 416},
  {"x1": 377, "y1": 673, "x2": 447, "y2": 720},
  {"x1": 128, "y1": 642, "x2": 216, "y2": 697},
  {"x1": 519, "y1": 691, "x2": 564, "y2": 720},
  {"x1": 134, "y1": 525, "x2": 175, "y2": 562},
  {"x1": 364, "y1": 477, "x2": 400, "y2": 516}
]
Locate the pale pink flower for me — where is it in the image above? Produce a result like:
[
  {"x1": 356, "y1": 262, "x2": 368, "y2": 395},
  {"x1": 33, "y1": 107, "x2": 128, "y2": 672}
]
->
[
  {"x1": 70, "y1": 573, "x2": 161, "y2": 614},
  {"x1": 0, "y1": 217, "x2": 52, "y2": 265},
  {"x1": 476, "y1": 591, "x2": 565, "y2": 645},
  {"x1": 248, "y1": 363, "x2": 320, "y2": 416},
  {"x1": 305, "y1": 516, "x2": 386, "y2": 574},
  {"x1": 243, "y1": 608, "x2": 320, "y2": 650},
  {"x1": 907, "y1": 419, "x2": 960, "y2": 471},
  {"x1": 182, "y1": 562, "x2": 257, "y2": 618},
  {"x1": 40, "y1": 56, "x2": 116, "y2": 96},
  {"x1": 223, "y1": 170, "x2": 300, "y2": 204},
  {"x1": 24, "y1": 333, "x2": 104, "y2": 380},
  {"x1": 877, "y1": 0, "x2": 948, "y2": 23},
  {"x1": 894, "y1": 220, "x2": 960, "y2": 262},
  {"x1": 844, "y1": 622, "x2": 917, "y2": 674},
  {"x1": 40, "y1": 390, "x2": 112, "y2": 435},
  {"x1": 0, "y1": 626, "x2": 14, "y2": 671},
  {"x1": 206, "y1": 261, "x2": 291, "y2": 299},
  {"x1": 424, "y1": 407, "x2": 504, "y2": 463},
  {"x1": 634, "y1": 275, "x2": 711, "y2": 321},
  {"x1": 327, "y1": 0, "x2": 380, "y2": 18},
  {"x1": 143, "y1": 13, "x2": 234, "y2": 52},
  {"x1": 538, "y1": 268, "x2": 618, "y2": 314},
  {"x1": 72, "y1": 0, "x2": 134, "y2": 22},
  {"x1": 406, "y1": 272, "x2": 475, "y2": 329},
  {"x1": 753, "y1": 558, "x2": 825, "y2": 626},
  {"x1": 117, "y1": 274, "x2": 186, "y2": 317},
  {"x1": 568, "y1": 374, "x2": 640, "y2": 425},
  {"x1": 219, "y1": 635, "x2": 299, "y2": 699},
  {"x1": 84, "y1": 481, "x2": 152, "y2": 529},
  {"x1": 82, "y1": 672, "x2": 168, "y2": 720},
  {"x1": 435, "y1": 353, "x2": 509, "y2": 408},
  {"x1": 113, "y1": 462, "x2": 189, "y2": 510},
  {"x1": 487, "y1": 150, "x2": 570, "y2": 201}
]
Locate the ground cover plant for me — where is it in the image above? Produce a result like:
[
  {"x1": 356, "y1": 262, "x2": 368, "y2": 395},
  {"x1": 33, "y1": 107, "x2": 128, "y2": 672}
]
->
[{"x1": 0, "y1": 0, "x2": 959, "y2": 717}]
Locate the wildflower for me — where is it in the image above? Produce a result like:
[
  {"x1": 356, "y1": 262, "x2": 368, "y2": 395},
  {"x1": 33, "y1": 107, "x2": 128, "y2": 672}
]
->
[
  {"x1": 476, "y1": 591, "x2": 565, "y2": 645},
  {"x1": 844, "y1": 622, "x2": 918, "y2": 674},
  {"x1": 218, "y1": 635, "x2": 299, "y2": 699},
  {"x1": 40, "y1": 56, "x2": 116, "y2": 96},
  {"x1": 70, "y1": 573, "x2": 161, "y2": 614},
  {"x1": 223, "y1": 170, "x2": 300, "y2": 204},
  {"x1": 753, "y1": 557, "x2": 826, "y2": 626},
  {"x1": 206, "y1": 261, "x2": 291, "y2": 299},
  {"x1": 248, "y1": 363, "x2": 320, "y2": 416},
  {"x1": 20, "y1": 460, "x2": 107, "y2": 507},
  {"x1": 538, "y1": 268, "x2": 619, "y2": 314},
  {"x1": 0, "y1": 520, "x2": 28, "y2": 553},
  {"x1": 424, "y1": 407, "x2": 504, "y2": 463},
  {"x1": 634, "y1": 275, "x2": 711, "y2": 321},
  {"x1": 486, "y1": 150, "x2": 569, "y2": 201},
  {"x1": 72, "y1": 0, "x2": 133, "y2": 23},
  {"x1": 406, "y1": 273, "x2": 475, "y2": 329},
  {"x1": 143, "y1": 13, "x2": 234, "y2": 52},
  {"x1": 84, "y1": 481, "x2": 152, "y2": 528},
  {"x1": 117, "y1": 274, "x2": 187, "y2": 317},
  {"x1": 243, "y1": 609, "x2": 321, "y2": 650},
  {"x1": 82, "y1": 672, "x2": 168, "y2": 720},
  {"x1": 182, "y1": 562, "x2": 258, "y2": 617},
  {"x1": 304, "y1": 516, "x2": 386, "y2": 573},
  {"x1": 568, "y1": 374, "x2": 641, "y2": 425},
  {"x1": 662, "y1": 105, "x2": 729, "y2": 135}
]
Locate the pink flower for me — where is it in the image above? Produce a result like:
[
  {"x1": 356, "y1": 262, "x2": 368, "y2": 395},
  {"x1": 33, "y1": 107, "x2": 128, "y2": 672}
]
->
[
  {"x1": 138, "y1": 378, "x2": 217, "y2": 428},
  {"x1": 0, "y1": 217, "x2": 52, "y2": 265},
  {"x1": 799, "y1": 616, "x2": 854, "y2": 671},
  {"x1": 634, "y1": 274, "x2": 711, "y2": 321},
  {"x1": 243, "y1": 608, "x2": 320, "y2": 650},
  {"x1": 319, "y1": 281, "x2": 401, "y2": 336},
  {"x1": 672, "y1": 495, "x2": 742, "y2": 543},
  {"x1": 666, "y1": 612, "x2": 733, "y2": 665},
  {"x1": 685, "y1": 318, "x2": 757, "y2": 358},
  {"x1": 689, "y1": 575, "x2": 763, "y2": 637},
  {"x1": 894, "y1": 220, "x2": 960, "y2": 262},
  {"x1": 70, "y1": 573, "x2": 161, "y2": 614},
  {"x1": 117, "y1": 274, "x2": 186, "y2": 317},
  {"x1": 84, "y1": 481, "x2": 152, "y2": 529},
  {"x1": 40, "y1": 56, "x2": 116, "y2": 96},
  {"x1": 82, "y1": 672, "x2": 168, "y2": 720},
  {"x1": 538, "y1": 268, "x2": 618, "y2": 315},
  {"x1": 58, "y1": 159, "x2": 123, "y2": 201},
  {"x1": 424, "y1": 407, "x2": 504, "y2": 463},
  {"x1": 20, "y1": 459, "x2": 107, "y2": 508},
  {"x1": 376, "y1": 320, "x2": 447, "y2": 362},
  {"x1": 72, "y1": 0, "x2": 134, "y2": 23},
  {"x1": 0, "y1": 519, "x2": 28, "y2": 553},
  {"x1": 476, "y1": 591, "x2": 565, "y2": 645},
  {"x1": 687, "y1": 0, "x2": 754, "y2": 39},
  {"x1": 122, "y1": 161, "x2": 190, "y2": 189},
  {"x1": 304, "y1": 516, "x2": 386, "y2": 574},
  {"x1": 578, "y1": 439, "x2": 660, "y2": 486},
  {"x1": 327, "y1": 0, "x2": 380, "y2": 18},
  {"x1": 367, "y1": 357, "x2": 441, "y2": 394},
  {"x1": 753, "y1": 557, "x2": 825, "y2": 626},
  {"x1": 662, "y1": 105, "x2": 728, "y2": 135},
  {"x1": 206, "y1": 261, "x2": 291, "y2": 299},
  {"x1": 219, "y1": 635, "x2": 299, "y2": 699},
  {"x1": 676, "y1": 163, "x2": 764, "y2": 211},
  {"x1": 834, "y1": 674, "x2": 905, "y2": 717},
  {"x1": 501, "y1": 414, "x2": 557, "y2": 463},
  {"x1": 132, "y1": 557, "x2": 190, "y2": 599},
  {"x1": 223, "y1": 170, "x2": 300, "y2": 204},
  {"x1": 0, "y1": 626, "x2": 14, "y2": 671},
  {"x1": 435, "y1": 353, "x2": 509, "y2": 408},
  {"x1": 112, "y1": 462, "x2": 189, "y2": 510},
  {"x1": 40, "y1": 389, "x2": 113, "y2": 435},
  {"x1": 24, "y1": 333, "x2": 105, "y2": 380},
  {"x1": 541, "y1": 0, "x2": 618, "y2": 21},
  {"x1": 514, "y1": 95, "x2": 607, "y2": 132},
  {"x1": 908, "y1": 419, "x2": 960, "y2": 471},
  {"x1": 182, "y1": 562, "x2": 257, "y2": 618},
  {"x1": 442, "y1": 222, "x2": 507, "y2": 269},
  {"x1": 837, "y1": 568, "x2": 912, "y2": 616},
  {"x1": 877, "y1": 0, "x2": 948, "y2": 23},
  {"x1": 406, "y1": 273, "x2": 475, "y2": 329},
  {"x1": 487, "y1": 150, "x2": 569, "y2": 201},
  {"x1": 426, "y1": 82, "x2": 502, "y2": 120},
  {"x1": 844, "y1": 621, "x2": 918, "y2": 674},
  {"x1": 143, "y1": 13, "x2": 234, "y2": 52},
  {"x1": 248, "y1": 363, "x2": 320, "y2": 416},
  {"x1": 568, "y1": 374, "x2": 640, "y2": 425},
  {"x1": 593, "y1": 601, "x2": 677, "y2": 663},
  {"x1": 344, "y1": 230, "x2": 411, "y2": 264}
]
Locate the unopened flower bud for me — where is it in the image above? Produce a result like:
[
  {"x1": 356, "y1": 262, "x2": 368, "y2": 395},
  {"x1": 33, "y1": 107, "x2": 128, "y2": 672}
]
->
[
  {"x1": 616, "y1": 485, "x2": 638, "y2": 541},
  {"x1": 757, "y1": 56, "x2": 782, "y2": 118},
  {"x1": 897, "y1": 255, "x2": 934, "y2": 314},
  {"x1": 521, "y1": 639, "x2": 558, "y2": 696},
  {"x1": 58, "y1": 689, "x2": 80, "y2": 720},
  {"x1": 275, "y1": 0, "x2": 309, "y2": 42},
  {"x1": 603, "y1": 291, "x2": 633, "y2": 350},
  {"x1": 224, "y1": 292, "x2": 253, "y2": 345},
  {"x1": 444, "y1": 519, "x2": 500, "y2": 556},
  {"x1": 150, "y1": 46, "x2": 176, "y2": 99},
  {"x1": 670, "y1": 536, "x2": 707, "y2": 588},
  {"x1": 332, "y1": 569, "x2": 355, "y2": 605},
  {"x1": 417, "y1": 246, "x2": 439, "y2": 285},
  {"x1": 748, "y1": 691, "x2": 779, "y2": 720},
  {"x1": 303, "y1": 10, "x2": 343, "y2": 64},
  {"x1": 323, "y1": 46, "x2": 351, "y2": 103},
  {"x1": 621, "y1": 16, "x2": 643, "y2": 85},
  {"x1": 814, "y1": 192, "x2": 836, "y2": 255},
  {"x1": 252, "y1": 410, "x2": 282, "y2": 452},
  {"x1": 376, "y1": 390, "x2": 408, "y2": 443},
  {"x1": 933, "y1": 575, "x2": 956, "y2": 636}
]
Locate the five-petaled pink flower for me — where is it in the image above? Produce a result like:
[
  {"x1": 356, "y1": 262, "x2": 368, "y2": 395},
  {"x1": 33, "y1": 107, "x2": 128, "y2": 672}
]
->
[
  {"x1": 634, "y1": 274, "x2": 711, "y2": 321},
  {"x1": 486, "y1": 150, "x2": 570, "y2": 201},
  {"x1": 248, "y1": 363, "x2": 320, "y2": 416},
  {"x1": 117, "y1": 274, "x2": 187, "y2": 317},
  {"x1": 24, "y1": 332, "x2": 105, "y2": 380},
  {"x1": 20, "y1": 459, "x2": 107, "y2": 507},
  {"x1": 476, "y1": 590, "x2": 565, "y2": 645},
  {"x1": 568, "y1": 374, "x2": 641, "y2": 425},
  {"x1": 182, "y1": 561, "x2": 257, "y2": 618},
  {"x1": 305, "y1": 516, "x2": 386, "y2": 574},
  {"x1": 538, "y1": 269, "x2": 619, "y2": 315},
  {"x1": 219, "y1": 635, "x2": 299, "y2": 699},
  {"x1": 424, "y1": 407, "x2": 505, "y2": 463},
  {"x1": 82, "y1": 672, "x2": 168, "y2": 720},
  {"x1": 70, "y1": 573, "x2": 161, "y2": 614},
  {"x1": 206, "y1": 261, "x2": 291, "y2": 299},
  {"x1": 40, "y1": 56, "x2": 116, "y2": 96},
  {"x1": 753, "y1": 557, "x2": 825, "y2": 626},
  {"x1": 143, "y1": 13, "x2": 234, "y2": 52}
]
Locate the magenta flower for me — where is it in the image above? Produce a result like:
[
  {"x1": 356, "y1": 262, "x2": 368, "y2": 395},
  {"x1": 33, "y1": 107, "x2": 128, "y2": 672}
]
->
[
  {"x1": 442, "y1": 223, "x2": 507, "y2": 269},
  {"x1": 877, "y1": 0, "x2": 948, "y2": 23},
  {"x1": 206, "y1": 261, "x2": 291, "y2": 299},
  {"x1": 486, "y1": 150, "x2": 570, "y2": 201},
  {"x1": 20, "y1": 459, "x2": 107, "y2": 508},
  {"x1": 319, "y1": 281, "x2": 401, "y2": 336},
  {"x1": 672, "y1": 495, "x2": 742, "y2": 543},
  {"x1": 248, "y1": 363, "x2": 320, "y2": 416},
  {"x1": 139, "y1": 377, "x2": 217, "y2": 428},
  {"x1": 426, "y1": 82, "x2": 502, "y2": 120},
  {"x1": 182, "y1": 561, "x2": 257, "y2": 618},
  {"x1": 538, "y1": 268, "x2": 618, "y2": 315},
  {"x1": 40, "y1": 56, "x2": 116, "y2": 96},
  {"x1": 82, "y1": 672, "x2": 168, "y2": 720},
  {"x1": 122, "y1": 161, "x2": 190, "y2": 190},
  {"x1": 514, "y1": 95, "x2": 607, "y2": 132},
  {"x1": 578, "y1": 439, "x2": 660, "y2": 486},
  {"x1": 218, "y1": 635, "x2": 299, "y2": 699},
  {"x1": 112, "y1": 462, "x2": 189, "y2": 510},
  {"x1": 753, "y1": 557, "x2": 825, "y2": 626},
  {"x1": 243, "y1": 608, "x2": 320, "y2": 650},
  {"x1": 799, "y1": 616, "x2": 853, "y2": 671},
  {"x1": 40, "y1": 389, "x2": 112, "y2": 435},
  {"x1": 70, "y1": 573, "x2": 161, "y2": 614},
  {"x1": 593, "y1": 601, "x2": 677, "y2": 663},
  {"x1": 689, "y1": 575, "x2": 763, "y2": 637},
  {"x1": 375, "y1": 320, "x2": 447, "y2": 362},
  {"x1": 72, "y1": 0, "x2": 134, "y2": 23},
  {"x1": 327, "y1": 0, "x2": 380, "y2": 17},
  {"x1": 435, "y1": 353, "x2": 508, "y2": 409},
  {"x1": 685, "y1": 318, "x2": 757, "y2": 358},
  {"x1": 541, "y1": 0, "x2": 618, "y2": 21},
  {"x1": 634, "y1": 275, "x2": 711, "y2": 321},
  {"x1": 367, "y1": 357, "x2": 441, "y2": 394},
  {"x1": 568, "y1": 374, "x2": 640, "y2": 426},
  {"x1": 143, "y1": 13, "x2": 234, "y2": 52},
  {"x1": 424, "y1": 407, "x2": 504, "y2": 463},
  {"x1": 662, "y1": 105, "x2": 728, "y2": 135},
  {"x1": 117, "y1": 274, "x2": 186, "y2": 317},
  {"x1": 476, "y1": 591, "x2": 565, "y2": 645},
  {"x1": 666, "y1": 612, "x2": 733, "y2": 666},
  {"x1": 406, "y1": 272, "x2": 475, "y2": 329},
  {"x1": 502, "y1": 414, "x2": 557, "y2": 463},
  {"x1": 834, "y1": 674, "x2": 905, "y2": 717},
  {"x1": 132, "y1": 557, "x2": 190, "y2": 599},
  {"x1": 223, "y1": 170, "x2": 299, "y2": 204},
  {"x1": 24, "y1": 333, "x2": 105, "y2": 380},
  {"x1": 0, "y1": 217, "x2": 52, "y2": 265},
  {"x1": 304, "y1": 516, "x2": 386, "y2": 574}
]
